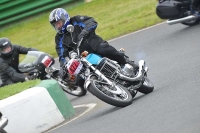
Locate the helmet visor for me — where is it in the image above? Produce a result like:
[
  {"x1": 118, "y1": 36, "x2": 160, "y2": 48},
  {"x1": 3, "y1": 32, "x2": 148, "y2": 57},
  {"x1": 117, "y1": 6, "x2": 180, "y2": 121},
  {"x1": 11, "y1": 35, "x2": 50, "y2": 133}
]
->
[
  {"x1": 51, "y1": 20, "x2": 64, "y2": 34},
  {"x1": 0, "y1": 45, "x2": 11, "y2": 54}
]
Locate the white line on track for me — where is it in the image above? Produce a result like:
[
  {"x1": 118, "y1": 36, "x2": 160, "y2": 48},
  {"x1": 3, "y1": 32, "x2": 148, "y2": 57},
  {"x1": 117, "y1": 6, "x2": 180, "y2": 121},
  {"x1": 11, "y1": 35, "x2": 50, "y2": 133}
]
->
[{"x1": 46, "y1": 103, "x2": 97, "y2": 132}]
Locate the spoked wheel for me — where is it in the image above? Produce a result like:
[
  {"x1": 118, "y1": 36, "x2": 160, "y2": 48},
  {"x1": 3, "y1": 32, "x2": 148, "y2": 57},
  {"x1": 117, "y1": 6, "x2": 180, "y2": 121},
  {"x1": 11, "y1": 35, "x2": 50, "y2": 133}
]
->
[
  {"x1": 88, "y1": 76, "x2": 133, "y2": 107},
  {"x1": 136, "y1": 77, "x2": 154, "y2": 94}
]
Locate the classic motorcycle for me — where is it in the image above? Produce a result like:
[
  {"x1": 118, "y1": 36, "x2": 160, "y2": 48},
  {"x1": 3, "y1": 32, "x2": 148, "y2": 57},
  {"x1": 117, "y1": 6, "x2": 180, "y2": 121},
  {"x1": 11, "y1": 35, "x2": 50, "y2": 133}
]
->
[
  {"x1": 18, "y1": 51, "x2": 87, "y2": 97},
  {"x1": 63, "y1": 25, "x2": 154, "y2": 107},
  {"x1": 156, "y1": 0, "x2": 200, "y2": 25},
  {"x1": 0, "y1": 112, "x2": 8, "y2": 133}
]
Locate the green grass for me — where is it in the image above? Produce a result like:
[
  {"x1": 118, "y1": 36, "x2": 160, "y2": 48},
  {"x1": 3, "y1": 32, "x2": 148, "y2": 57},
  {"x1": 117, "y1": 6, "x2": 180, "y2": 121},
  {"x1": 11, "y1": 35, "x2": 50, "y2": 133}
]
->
[
  {"x1": 0, "y1": 0, "x2": 163, "y2": 58},
  {"x1": 0, "y1": 79, "x2": 41, "y2": 100},
  {"x1": 0, "y1": 0, "x2": 163, "y2": 99}
]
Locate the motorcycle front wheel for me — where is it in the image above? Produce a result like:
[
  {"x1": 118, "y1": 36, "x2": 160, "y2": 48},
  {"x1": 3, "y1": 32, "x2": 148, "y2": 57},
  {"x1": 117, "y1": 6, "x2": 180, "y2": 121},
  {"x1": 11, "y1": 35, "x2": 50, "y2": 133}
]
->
[{"x1": 88, "y1": 76, "x2": 133, "y2": 107}]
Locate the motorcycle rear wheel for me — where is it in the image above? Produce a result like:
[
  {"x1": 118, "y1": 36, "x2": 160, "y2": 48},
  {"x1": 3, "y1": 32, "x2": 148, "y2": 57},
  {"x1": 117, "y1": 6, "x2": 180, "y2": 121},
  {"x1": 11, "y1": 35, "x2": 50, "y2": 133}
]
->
[
  {"x1": 136, "y1": 77, "x2": 154, "y2": 94},
  {"x1": 88, "y1": 76, "x2": 133, "y2": 107},
  {"x1": 181, "y1": 19, "x2": 200, "y2": 26}
]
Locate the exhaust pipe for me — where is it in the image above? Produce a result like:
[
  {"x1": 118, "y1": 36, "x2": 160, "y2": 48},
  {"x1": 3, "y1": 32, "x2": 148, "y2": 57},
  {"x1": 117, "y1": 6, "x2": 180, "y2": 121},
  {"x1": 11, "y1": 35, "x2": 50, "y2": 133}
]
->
[{"x1": 167, "y1": 15, "x2": 198, "y2": 25}]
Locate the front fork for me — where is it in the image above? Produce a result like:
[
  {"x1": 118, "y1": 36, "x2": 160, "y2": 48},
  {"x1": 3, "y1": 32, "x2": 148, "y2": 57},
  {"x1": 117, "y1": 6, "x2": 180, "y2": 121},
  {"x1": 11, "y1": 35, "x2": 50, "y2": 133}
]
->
[
  {"x1": 82, "y1": 58, "x2": 123, "y2": 95},
  {"x1": 82, "y1": 57, "x2": 113, "y2": 87}
]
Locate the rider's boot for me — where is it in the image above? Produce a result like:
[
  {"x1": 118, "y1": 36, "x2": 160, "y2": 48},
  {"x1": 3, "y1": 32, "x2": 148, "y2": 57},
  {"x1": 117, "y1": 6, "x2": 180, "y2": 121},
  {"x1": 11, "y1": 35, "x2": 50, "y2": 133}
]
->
[
  {"x1": 119, "y1": 48, "x2": 139, "y2": 70},
  {"x1": 126, "y1": 58, "x2": 139, "y2": 70}
]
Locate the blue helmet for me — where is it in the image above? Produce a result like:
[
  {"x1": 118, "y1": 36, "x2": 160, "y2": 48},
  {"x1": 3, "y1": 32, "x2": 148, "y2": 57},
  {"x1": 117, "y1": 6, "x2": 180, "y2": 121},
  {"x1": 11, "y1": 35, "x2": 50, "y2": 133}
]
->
[{"x1": 49, "y1": 8, "x2": 70, "y2": 34}]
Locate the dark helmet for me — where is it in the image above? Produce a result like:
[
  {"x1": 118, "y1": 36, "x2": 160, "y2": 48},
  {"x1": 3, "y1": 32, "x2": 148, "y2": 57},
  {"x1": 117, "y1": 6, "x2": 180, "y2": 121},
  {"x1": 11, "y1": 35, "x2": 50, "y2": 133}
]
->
[
  {"x1": 49, "y1": 8, "x2": 70, "y2": 34},
  {"x1": 0, "y1": 38, "x2": 13, "y2": 56}
]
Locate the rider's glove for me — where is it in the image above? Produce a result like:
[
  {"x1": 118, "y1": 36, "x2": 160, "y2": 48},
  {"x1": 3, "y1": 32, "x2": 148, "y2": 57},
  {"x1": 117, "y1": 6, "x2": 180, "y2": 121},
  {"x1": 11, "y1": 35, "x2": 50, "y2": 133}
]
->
[
  {"x1": 78, "y1": 29, "x2": 89, "y2": 41},
  {"x1": 69, "y1": 51, "x2": 78, "y2": 59},
  {"x1": 25, "y1": 74, "x2": 37, "y2": 81}
]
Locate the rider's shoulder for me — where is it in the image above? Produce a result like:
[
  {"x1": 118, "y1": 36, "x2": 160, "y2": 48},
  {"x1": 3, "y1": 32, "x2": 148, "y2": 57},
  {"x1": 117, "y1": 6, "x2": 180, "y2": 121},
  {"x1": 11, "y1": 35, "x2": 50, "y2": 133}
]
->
[{"x1": 73, "y1": 15, "x2": 90, "y2": 22}]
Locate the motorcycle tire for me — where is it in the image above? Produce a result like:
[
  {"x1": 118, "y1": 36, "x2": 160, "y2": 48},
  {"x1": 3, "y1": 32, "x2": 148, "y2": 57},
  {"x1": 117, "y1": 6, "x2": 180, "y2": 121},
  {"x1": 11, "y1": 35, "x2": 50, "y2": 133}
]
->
[
  {"x1": 88, "y1": 76, "x2": 133, "y2": 107},
  {"x1": 61, "y1": 84, "x2": 87, "y2": 97},
  {"x1": 137, "y1": 77, "x2": 154, "y2": 94},
  {"x1": 58, "y1": 78, "x2": 87, "y2": 97},
  {"x1": 56, "y1": 74, "x2": 87, "y2": 97},
  {"x1": 181, "y1": 19, "x2": 200, "y2": 26}
]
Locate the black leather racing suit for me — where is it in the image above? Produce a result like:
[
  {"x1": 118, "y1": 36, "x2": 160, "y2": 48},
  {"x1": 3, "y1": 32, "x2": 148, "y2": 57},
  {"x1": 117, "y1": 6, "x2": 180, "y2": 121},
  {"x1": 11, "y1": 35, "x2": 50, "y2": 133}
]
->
[
  {"x1": 0, "y1": 45, "x2": 37, "y2": 86},
  {"x1": 54, "y1": 15, "x2": 126, "y2": 67}
]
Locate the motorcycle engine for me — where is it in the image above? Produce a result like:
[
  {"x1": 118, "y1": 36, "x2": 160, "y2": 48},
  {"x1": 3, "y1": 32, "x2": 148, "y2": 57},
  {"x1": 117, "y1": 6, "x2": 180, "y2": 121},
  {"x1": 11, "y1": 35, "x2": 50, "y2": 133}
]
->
[{"x1": 121, "y1": 63, "x2": 135, "y2": 77}]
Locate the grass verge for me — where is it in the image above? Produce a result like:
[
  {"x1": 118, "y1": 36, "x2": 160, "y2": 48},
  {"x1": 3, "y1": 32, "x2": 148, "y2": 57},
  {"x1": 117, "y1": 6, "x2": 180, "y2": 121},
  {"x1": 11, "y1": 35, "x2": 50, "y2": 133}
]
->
[{"x1": 0, "y1": 79, "x2": 41, "y2": 100}]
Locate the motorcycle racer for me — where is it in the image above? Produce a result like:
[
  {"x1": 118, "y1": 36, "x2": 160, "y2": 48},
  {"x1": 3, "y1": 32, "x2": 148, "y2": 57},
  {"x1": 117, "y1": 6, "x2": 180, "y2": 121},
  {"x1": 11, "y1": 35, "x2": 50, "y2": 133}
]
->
[
  {"x1": 0, "y1": 38, "x2": 38, "y2": 86},
  {"x1": 49, "y1": 8, "x2": 135, "y2": 67}
]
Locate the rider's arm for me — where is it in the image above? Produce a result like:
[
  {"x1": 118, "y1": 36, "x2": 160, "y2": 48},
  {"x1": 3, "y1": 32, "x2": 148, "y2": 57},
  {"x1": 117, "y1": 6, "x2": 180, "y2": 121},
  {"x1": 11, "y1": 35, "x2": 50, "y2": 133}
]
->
[
  {"x1": 14, "y1": 45, "x2": 38, "y2": 54},
  {"x1": 55, "y1": 34, "x2": 69, "y2": 67},
  {"x1": 72, "y1": 15, "x2": 98, "y2": 32}
]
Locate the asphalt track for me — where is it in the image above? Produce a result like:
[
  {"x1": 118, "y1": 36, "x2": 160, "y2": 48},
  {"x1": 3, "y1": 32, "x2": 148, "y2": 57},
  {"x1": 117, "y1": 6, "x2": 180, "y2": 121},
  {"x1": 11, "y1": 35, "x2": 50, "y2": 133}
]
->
[{"x1": 48, "y1": 22, "x2": 200, "y2": 133}]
